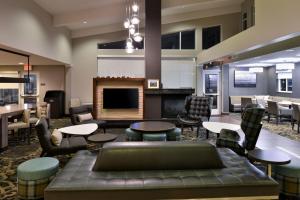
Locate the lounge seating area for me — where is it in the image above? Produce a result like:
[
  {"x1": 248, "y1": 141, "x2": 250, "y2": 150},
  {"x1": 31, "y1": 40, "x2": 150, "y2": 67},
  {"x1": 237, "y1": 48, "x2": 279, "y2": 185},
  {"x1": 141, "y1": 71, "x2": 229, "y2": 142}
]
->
[{"x1": 2, "y1": 0, "x2": 300, "y2": 200}]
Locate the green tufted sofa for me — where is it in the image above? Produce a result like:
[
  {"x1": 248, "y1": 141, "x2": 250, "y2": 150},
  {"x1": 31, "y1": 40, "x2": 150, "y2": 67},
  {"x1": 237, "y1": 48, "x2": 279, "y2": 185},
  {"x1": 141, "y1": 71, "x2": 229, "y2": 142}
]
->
[{"x1": 45, "y1": 142, "x2": 279, "y2": 200}]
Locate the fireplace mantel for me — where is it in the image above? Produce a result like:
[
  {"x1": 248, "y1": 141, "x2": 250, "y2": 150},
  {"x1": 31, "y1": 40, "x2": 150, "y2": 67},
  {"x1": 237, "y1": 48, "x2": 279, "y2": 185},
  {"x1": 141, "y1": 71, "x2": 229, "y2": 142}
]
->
[{"x1": 144, "y1": 88, "x2": 195, "y2": 95}]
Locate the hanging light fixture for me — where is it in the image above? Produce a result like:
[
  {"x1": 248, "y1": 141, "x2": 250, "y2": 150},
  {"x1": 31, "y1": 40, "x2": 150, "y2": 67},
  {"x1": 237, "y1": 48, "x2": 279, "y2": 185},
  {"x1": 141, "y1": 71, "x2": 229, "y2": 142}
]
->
[
  {"x1": 133, "y1": 32, "x2": 143, "y2": 42},
  {"x1": 129, "y1": 24, "x2": 135, "y2": 35},
  {"x1": 123, "y1": 18, "x2": 130, "y2": 29},
  {"x1": 132, "y1": 3, "x2": 139, "y2": 12},
  {"x1": 131, "y1": 13, "x2": 140, "y2": 25}
]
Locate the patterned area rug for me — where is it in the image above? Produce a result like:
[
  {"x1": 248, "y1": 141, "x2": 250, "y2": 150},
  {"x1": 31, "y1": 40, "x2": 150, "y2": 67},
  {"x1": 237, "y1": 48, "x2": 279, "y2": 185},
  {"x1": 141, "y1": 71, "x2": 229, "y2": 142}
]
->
[
  {"x1": 230, "y1": 113, "x2": 300, "y2": 142},
  {"x1": 0, "y1": 118, "x2": 213, "y2": 200}
]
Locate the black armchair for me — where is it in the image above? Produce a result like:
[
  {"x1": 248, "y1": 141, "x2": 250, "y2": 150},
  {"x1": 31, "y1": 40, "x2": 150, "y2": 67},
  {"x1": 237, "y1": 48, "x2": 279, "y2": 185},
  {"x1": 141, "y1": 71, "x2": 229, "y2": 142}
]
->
[
  {"x1": 35, "y1": 118, "x2": 87, "y2": 157},
  {"x1": 177, "y1": 96, "x2": 212, "y2": 137},
  {"x1": 69, "y1": 105, "x2": 106, "y2": 133}
]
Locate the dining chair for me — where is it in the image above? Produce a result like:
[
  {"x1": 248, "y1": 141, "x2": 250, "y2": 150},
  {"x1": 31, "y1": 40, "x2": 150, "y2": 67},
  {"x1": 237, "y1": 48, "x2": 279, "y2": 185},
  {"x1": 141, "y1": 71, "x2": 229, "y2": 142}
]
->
[
  {"x1": 241, "y1": 97, "x2": 253, "y2": 112},
  {"x1": 267, "y1": 101, "x2": 292, "y2": 125},
  {"x1": 8, "y1": 109, "x2": 30, "y2": 144},
  {"x1": 292, "y1": 104, "x2": 300, "y2": 133}
]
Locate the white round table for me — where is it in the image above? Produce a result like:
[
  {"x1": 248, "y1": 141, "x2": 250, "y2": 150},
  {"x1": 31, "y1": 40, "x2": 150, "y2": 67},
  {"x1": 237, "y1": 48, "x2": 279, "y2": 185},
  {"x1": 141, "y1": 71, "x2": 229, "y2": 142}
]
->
[
  {"x1": 203, "y1": 122, "x2": 241, "y2": 138},
  {"x1": 58, "y1": 123, "x2": 98, "y2": 136}
]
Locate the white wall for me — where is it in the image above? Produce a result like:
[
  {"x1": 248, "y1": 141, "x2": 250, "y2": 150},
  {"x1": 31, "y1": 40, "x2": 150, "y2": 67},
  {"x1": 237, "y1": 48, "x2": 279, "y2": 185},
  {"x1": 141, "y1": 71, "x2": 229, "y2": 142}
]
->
[{"x1": 0, "y1": 0, "x2": 72, "y2": 64}]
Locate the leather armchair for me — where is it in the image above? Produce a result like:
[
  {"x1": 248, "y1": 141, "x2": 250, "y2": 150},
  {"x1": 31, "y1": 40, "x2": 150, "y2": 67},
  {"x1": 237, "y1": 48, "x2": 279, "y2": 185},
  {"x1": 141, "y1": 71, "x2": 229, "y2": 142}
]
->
[
  {"x1": 267, "y1": 100, "x2": 292, "y2": 124},
  {"x1": 35, "y1": 118, "x2": 87, "y2": 157},
  {"x1": 69, "y1": 105, "x2": 106, "y2": 132},
  {"x1": 177, "y1": 96, "x2": 212, "y2": 137}
]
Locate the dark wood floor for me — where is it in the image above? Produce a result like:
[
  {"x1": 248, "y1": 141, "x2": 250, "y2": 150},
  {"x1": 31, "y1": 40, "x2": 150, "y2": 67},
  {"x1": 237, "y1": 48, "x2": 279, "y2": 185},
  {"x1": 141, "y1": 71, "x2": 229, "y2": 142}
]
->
[{"x1": 210, "y1": 115, "x2": 300, "y2": 158}]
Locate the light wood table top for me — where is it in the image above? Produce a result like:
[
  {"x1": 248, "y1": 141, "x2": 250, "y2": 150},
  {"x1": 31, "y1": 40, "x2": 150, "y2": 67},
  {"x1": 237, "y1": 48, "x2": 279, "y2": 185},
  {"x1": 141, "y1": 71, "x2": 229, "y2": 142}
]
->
[
  {"x1": 59, "y1": 123, "x2": 98, "y2": 136},
  {"x1": 203, "y1": 122, "x2": 241, "y2": 134}
]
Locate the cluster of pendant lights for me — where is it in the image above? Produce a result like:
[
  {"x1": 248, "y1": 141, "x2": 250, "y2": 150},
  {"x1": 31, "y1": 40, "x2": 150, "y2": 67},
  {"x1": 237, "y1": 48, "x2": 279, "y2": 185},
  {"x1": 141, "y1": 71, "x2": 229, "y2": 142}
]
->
[{"x1": 123, "y1": 0, "x2": 143, "y2": 53}]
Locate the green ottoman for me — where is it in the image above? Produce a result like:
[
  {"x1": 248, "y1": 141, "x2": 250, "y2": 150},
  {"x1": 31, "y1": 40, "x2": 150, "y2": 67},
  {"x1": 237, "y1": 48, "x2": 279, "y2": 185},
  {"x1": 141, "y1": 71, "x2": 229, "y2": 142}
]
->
[
  {"x1": 125, "y1": 128, "x2": 142, "y2": 141},
  {"x1": 17, "y1": 157, "x2": 59, "y2": 199},
  {"x1": 143, "y1": 133, "x2": 167, "y2": 141},
  {"x1": 167, "y1": 128, "x2": 181, "y2": 141},
  {"x1": 272, "y1": 156, "x2": 300, "y2": 199}
]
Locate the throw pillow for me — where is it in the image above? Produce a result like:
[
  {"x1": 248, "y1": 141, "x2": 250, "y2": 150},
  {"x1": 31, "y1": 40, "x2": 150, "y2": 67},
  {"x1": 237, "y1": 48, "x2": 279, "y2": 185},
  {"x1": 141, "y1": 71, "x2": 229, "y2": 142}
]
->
[
  {"x1": 78, "y1": 113, "x2": 93, "y2": 122},
  {"x1": 51, "y1": 129, "x2": 62, "y2": 146}
]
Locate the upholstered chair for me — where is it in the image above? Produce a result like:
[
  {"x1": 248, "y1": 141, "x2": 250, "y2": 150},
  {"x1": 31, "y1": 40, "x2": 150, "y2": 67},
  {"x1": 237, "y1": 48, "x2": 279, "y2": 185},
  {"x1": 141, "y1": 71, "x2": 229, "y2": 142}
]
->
[
  {"x1": 216, "y1": 106, "x2": 265, "y2": 156},
  {"x1": 292, "y1": 104, "x2": 300, "y2": 133},
  {"x1": 241, "y1": 97, "x2": 253, "y2": 112},
  {"x1": 267, "y1": 101, "x2": 292, "y2": 125},
  {"x1": 69, "y1": 105, "x2": 107, "y2": 133},
  {"x1": 177, "y1": 96, "x2": 212, "y2": 137},
  {"x1": 8, "y1": 109, "x2": 30, "y2": 144},
  {"x1": 35, "y1": 118, "x2": 87, "y2": 157}
]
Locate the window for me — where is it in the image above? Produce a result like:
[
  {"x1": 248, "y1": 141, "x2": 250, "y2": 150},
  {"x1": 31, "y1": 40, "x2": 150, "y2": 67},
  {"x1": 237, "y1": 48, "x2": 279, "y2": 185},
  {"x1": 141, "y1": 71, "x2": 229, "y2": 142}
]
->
[
  {"x1": 181, "y1": 30, "x2": 195, "y2": 49},
  {"x1": 161, "y1": 32, "x2": 180, "y2": 49},
  {"x1": 277, "y1": 72, "x2": 292, "y2": 93},
  {"x1": 24, "y1": 74, "x2": 37, "y2": 95},
  {"x1": 0, "y1": 72, "x2": 20, "y2": 105},
  {"x1": 98, "y1": 40, "x2": 144, "y2": 49},
  {"x1": 202, "y1": 26, "x2": 221, "y2": 49},
  {"x1": 161, "y1": 30, "x2": 195, "y2": 50}
]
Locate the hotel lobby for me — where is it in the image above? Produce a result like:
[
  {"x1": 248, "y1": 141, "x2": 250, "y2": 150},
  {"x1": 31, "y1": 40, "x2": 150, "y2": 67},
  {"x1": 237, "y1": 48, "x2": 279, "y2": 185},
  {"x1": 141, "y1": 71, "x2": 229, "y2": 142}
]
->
[{"x1": 1, "y1": 0, "x2": 300, "y2": 199}]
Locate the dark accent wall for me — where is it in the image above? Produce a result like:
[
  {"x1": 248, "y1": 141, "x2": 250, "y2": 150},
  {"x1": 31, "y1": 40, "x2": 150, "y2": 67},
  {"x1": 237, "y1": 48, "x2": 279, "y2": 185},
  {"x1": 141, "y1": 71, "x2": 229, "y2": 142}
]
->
[
  {"x1": 267, "y1": 63, "x2": 300, "y2": 98},
  {"x1": 144, "y1": 0, "x2": 162, "y2": 119},
  {"x1": 222, "y1": 65, "x2": 230, "y2": 112},
  {"x1": 228, "y1": 67, "x2": 269, "y2": 96}
]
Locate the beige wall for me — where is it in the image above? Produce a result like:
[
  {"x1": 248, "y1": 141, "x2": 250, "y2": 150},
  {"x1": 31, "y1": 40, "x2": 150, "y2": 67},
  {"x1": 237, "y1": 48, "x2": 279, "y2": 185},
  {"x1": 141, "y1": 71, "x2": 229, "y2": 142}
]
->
[
  {"x1": 0, "y1": 0, "x2": 72, "y2": 64},
  {"x1": 70, "y1": 13, "x2": 241, "y2": 104},
  {"x1": 0, "y1": 65, "x2": 65, "y2": 103}
]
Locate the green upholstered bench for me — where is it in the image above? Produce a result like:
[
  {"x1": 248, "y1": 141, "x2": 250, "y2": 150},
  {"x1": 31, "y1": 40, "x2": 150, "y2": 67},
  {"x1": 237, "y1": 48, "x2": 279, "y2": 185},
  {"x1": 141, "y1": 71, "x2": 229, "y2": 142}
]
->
[
  {"x1": 167, "y1": 127, "x2": 181, "y2": 141},
  {"x1": 17, "y1": 157, "x2": 59, "y2": 199},
  {"x1": 272, "y1": 156, "x2": 300, "y2": 199},
  {"x1": 143, "y1": 133, "x2": 167, "y2": 141},
  {"x1": 125, "y1": 128, "x2": 142, "y2": 141}
]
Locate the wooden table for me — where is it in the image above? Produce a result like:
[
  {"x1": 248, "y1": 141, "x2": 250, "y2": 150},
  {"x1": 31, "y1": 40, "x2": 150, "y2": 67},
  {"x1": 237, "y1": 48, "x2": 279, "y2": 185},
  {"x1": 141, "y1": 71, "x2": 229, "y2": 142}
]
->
[
  {"x1": 130, "y1": 121, "x2": 176, "y2": 133},
  {"x1": 203, "y1": 122, "x2": 241, "y2": 138},
  {"x1": 88, "y1": 133, "x2": 117, "y2": 148},
  {"x1": 58, "y1": 123, "x2": 98, "y2": 136},
  {"x1": 248, "y1": 149, "x2": 291, "y2": 176},
  {"x1": 0, "y1": 104, "x2": 25, "y2": 151}
]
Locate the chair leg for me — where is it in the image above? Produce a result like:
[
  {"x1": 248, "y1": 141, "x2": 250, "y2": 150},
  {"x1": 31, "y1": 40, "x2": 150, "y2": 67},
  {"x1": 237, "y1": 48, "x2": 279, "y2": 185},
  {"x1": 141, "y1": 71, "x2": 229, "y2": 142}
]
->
[
  {"x1": 206, "y1": 129, "x2": 209, "y2": 139},
  {"x1": 268, "y1": 114, "x2": 270, "y2": 123},
  {"x1": 276, "y1": 116, "x2": 279, "y2": 125},
  {"x1": 27, "y1": 127, "x2": 31, "y2": 145},
  {"x1": 191, "y1": 127, "x2": 194, "y2": 131},
  {"x1": 103, "y1": 127, "x2": 106, "y2": 133},
  {"x1": 196, "y1": 127, "x2": 200, "y2": 137},
  {"x1": 40, "y1": 150, "x2": 46, "y2": 157},
  {"x1": 181, "y1": 124, "x2": 184, "y2": 135}
]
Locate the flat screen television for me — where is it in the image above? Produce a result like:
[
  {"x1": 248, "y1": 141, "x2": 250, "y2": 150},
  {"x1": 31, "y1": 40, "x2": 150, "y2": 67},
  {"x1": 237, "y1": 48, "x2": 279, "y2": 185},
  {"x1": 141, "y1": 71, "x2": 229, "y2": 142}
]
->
[
  {"x1": 103, "y1": 88, "x2": 139, "y2": 109},
  {"x1": 234, "y1": 70, "x2": 257, "y2": 88}
]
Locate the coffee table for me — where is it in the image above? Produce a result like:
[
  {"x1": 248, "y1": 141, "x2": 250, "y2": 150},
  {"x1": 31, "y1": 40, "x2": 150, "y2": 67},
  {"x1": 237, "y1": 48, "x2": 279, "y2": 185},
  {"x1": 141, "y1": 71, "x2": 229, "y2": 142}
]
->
[
  {"x1": 87, "y1": 133, "x2": 117, "y2": 148},
  {"x1": 203, "y1": 122, "x2": 241, "y2": 138},
  {"x1": 248, "y1": 149, "x2": 291, "y2": 176},
  {"x1": 58, "y1": 123, "x2": 98, "y2": 136},
  {"x1": 130, "y1": 121, "x2": 176, "y2": 133}
]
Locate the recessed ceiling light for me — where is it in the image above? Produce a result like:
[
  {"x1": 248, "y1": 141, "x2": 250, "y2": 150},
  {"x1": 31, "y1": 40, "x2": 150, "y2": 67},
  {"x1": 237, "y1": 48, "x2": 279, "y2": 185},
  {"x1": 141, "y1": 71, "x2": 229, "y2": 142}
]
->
[
  {"x1": 18, "y1": 62, "x2": 24, "y2": 65},
  {"x1": 83, "y1": 21, "x2": 87, "y2": 24},
  {"x1": 286, "y1": 49, "x2": 295, "y2": 52},
  {"x1": 262, "y1": 57, "x2": 300, "y2": 63},
  {"x1": 235, "y1": 63, "x2": 274, "y2": 67}
]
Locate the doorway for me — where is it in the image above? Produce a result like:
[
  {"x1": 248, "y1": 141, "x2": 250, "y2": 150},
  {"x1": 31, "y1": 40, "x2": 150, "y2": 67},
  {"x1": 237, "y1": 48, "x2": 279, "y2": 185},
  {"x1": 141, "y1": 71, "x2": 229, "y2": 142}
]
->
[{"x1": 203, "y1": 69, "x2": 221, "y2": 115}]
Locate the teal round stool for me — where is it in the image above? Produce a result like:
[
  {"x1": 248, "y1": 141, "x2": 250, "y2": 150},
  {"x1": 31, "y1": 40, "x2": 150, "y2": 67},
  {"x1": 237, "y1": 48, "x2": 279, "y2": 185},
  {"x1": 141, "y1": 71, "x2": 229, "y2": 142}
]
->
[
  {"x1": 272, "y1": 156, "x2": 300, "y2": 199},
  {"x1": 167, "y1": 128, "x2": 181, "y2": 141},
  {"x1": 143, "y1": 133, "x2": 167, "y2": 141},
  {"x1": 17, "y1": 157, "x2": 59, "y2": 199},
  {"x1": 125, "y1": 128, "x2": 142, "y2": 141}
]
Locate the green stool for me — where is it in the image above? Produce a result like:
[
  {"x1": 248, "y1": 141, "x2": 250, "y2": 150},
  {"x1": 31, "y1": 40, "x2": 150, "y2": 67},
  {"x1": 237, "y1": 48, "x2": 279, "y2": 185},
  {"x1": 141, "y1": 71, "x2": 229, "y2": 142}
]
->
[
  {"x1": 17, "y1": 157, "x2": 59, "y2": 199},
  {"x1": 143, "y1": 133, "x2": 167, "y2": 141},
  {"x1": 272, "y1": 156, "x2": 300, "y2": 199},
  {"x1": 125, "y1": 128, "x2": 142, "y2": 141},
  {"x1": 167, "y1": 128, "x2": 181, "y2": 141}
]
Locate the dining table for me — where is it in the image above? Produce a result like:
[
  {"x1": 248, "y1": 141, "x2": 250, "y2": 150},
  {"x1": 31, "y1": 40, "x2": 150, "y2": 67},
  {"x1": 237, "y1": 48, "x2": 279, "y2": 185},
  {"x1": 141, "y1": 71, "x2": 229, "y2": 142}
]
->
[{"x1": 0, "y1": 104, "x2": 27, "y2": 151}]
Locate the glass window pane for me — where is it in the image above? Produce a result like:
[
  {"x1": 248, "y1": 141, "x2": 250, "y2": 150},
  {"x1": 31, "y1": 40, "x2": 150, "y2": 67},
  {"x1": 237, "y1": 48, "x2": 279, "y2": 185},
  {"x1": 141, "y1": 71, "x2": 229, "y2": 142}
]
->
[
  {"x1": 0, "y1": 89, "x2": 18, "y2": 105},
  {"x1": 98, "y1": 40, "x2": 126, "y2": 49},
  {"x1": 161, "y1": 32, "x2": 179, "y2": 49},
  {"x1": 202, "y1": 26, "x2": 221, "y2": 49},
  {"x1": 205, "y1": 74, "x2": 218, "y2": 93},
  {"x1": 280, "y1": 79, "x2": 286, "y2": 91},
  {"x1": 24, "y1": 74, "x2": 37, "y2": 95},
  {"x1": 181, "y1": 30, "x2": 195, "y2": 49},
  {"x1": 288, "y1": 79, "x2": 293, "y2": 91}
]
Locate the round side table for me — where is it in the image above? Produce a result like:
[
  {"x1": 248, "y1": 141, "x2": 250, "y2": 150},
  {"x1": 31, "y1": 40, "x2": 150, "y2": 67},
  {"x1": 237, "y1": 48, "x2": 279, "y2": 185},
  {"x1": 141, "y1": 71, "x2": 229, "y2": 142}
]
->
[
  {"x1": 88, "y1": 133, "x2": 117, "y2": 148},
  {"x1": 248, "y1": 149, "x2": 291, "y2": 176}
]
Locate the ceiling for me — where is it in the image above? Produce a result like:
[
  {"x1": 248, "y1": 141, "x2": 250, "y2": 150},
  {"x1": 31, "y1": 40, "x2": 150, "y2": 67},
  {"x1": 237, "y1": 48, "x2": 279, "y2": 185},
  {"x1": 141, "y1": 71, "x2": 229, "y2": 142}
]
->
[
  {"x1": 231, "y1": 47, "x2": 300, "y2": 68},
  {"x1": 33, "y1": 0, "x2": 243, "y2": 38}
]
